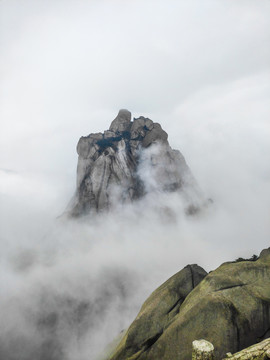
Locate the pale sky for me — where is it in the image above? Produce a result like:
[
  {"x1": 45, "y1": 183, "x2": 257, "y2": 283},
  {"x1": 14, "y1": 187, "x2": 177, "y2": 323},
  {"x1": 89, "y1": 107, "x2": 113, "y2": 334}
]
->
[
  {"x1": 1, "y1": 0, "x2": 269, "y2": 175},
  {"x1": 1, "y1": 0, "x2": 269, "y2": 242}
]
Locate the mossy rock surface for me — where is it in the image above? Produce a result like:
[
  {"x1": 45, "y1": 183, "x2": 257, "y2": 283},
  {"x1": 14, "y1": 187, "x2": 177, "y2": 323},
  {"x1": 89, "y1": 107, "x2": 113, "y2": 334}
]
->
[{"x1": 108, "y1": 248, "x2": 270, "y2": 360}]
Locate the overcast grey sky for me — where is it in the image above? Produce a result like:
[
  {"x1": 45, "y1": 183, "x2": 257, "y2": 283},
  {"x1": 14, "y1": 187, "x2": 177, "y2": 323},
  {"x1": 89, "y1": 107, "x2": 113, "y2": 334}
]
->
[
  {"x1": 1, "y1": 0, "x2": 269, "y2": 174},
  {"x1": 0, "y1": 2, "x2": 270, "y2": 358},
  {"x1": 1, "y1": 0, "x2": 269, "y2": 241}
]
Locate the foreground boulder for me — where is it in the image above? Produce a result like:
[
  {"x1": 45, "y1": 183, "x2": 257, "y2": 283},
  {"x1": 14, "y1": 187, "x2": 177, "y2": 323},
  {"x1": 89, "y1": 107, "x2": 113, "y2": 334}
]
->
[
  {"x1": 108, "y1": 248, "x2": 270, "y2": 360},
  {"x1": 69, "y1": 109, "x2": 203, "y2": 216},
  {"x1": 192, "y1": 337, "x2": 270, "y2": 360},
  {"x1": 223, "y1": 337, "x2": 270, "y2": 359},
  {"x1": 192, "y1": 340, "x2": 214, "y2": 360}
]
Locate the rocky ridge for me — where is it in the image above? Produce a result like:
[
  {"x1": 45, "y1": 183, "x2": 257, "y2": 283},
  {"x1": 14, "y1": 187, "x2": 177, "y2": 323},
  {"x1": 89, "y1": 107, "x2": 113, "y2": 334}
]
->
[
  {"x1": 107, "y1": 248, "x2": 270, "y2": 360},
  {"x1": 70, "y1": 109, "x2": 203, "y2": 216}
]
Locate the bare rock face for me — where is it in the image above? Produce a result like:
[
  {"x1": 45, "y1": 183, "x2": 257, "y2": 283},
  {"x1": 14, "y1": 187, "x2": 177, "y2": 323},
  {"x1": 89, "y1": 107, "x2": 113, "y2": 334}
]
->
[
  {"x1": 108, "y1": 248, "x2": 270, "y2": 360},
  {"x1": 70, "y1": 109, "x2": 203, "y2": 216}
]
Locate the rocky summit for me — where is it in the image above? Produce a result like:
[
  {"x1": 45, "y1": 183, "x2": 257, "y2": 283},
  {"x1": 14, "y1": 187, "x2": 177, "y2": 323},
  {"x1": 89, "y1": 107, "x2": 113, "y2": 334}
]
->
[{"x1": 69, "y1": 109, "x2": 203, "y2": 216}]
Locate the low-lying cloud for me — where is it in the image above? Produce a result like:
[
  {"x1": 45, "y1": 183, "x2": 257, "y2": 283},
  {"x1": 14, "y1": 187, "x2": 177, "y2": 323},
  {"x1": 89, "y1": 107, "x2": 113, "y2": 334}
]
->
[{"x1": 0, "y1": 130, "x2": 269, "y2": 359}]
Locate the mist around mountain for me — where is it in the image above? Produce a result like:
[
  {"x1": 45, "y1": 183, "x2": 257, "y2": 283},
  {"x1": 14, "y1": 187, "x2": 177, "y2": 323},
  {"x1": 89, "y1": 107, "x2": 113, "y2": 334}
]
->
[
  {"x1": 0, "y1": 108, "x2": 269, "y2": 359},
  {"x1": 1, "y1": 1, "x2": 270, "y2": 359},
  {"x1": 68, "y1": 109, "x2": 207, "y2": 218}
]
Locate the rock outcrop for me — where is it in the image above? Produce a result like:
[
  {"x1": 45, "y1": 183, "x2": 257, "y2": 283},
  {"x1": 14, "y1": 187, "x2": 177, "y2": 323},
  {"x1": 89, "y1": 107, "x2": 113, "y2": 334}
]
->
[
  {"x1": 192, "y1": 337, "x2": 270, "y2": 360},
  {"x1": 223, "y1": 337, "x2": 270, "y2": 360},
  {"x1": 107, "y1": 248, "x2": 270, "y2": 360},
  {"x1": 192, "y1": 340, "x2": 214, "y2": 360},
  {"x1": 69, "y1": 109, "x2": 203, "y2": 216}
]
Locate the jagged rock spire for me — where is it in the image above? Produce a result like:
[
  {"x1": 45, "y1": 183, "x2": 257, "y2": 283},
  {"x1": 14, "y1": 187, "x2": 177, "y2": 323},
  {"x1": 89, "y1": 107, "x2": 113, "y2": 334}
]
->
[
  {"x1": 109, "y1": 109, "x2": 132, "y2": 133},
  {"x1": 69, "y1": 110, "x2": 203, "y2": 216}
]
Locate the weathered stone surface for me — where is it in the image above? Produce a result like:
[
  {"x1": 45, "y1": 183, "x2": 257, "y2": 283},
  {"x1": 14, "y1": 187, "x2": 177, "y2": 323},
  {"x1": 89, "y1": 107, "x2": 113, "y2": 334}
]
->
[
  {"x1": 192, "y1": 340, "x2": 214, "y2": 360},
  {"x1": 142, "y1": 123, "x2": 168, "y2": 148},
  {"x1": 104, "y1": 130, "x2": 116, "y2": 139},
  {"x1": 223, "y1": 337, "x2": 270, "y2": 360},
  {"x1": 109, "y1": 109, "x2": 132, "y2": 133},
  {"x1": 108, "y1": 265, "x2": 207, "y2": 360},
  {"x1": 108, "y1": 248, "x2": 270, "y2": 360},
  {"x1": 192, "y1": 337, "x2": 270, "y2": 360},
  {"x1": 76, "y1": 136, "x2": 93, "y2": 159},
  {"x1": 69, "y1": 109, "x2": 203, "y2": 216}
]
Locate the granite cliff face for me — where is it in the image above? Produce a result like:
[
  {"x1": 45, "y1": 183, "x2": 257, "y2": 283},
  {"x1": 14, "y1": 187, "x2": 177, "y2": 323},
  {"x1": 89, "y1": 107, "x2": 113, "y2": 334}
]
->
[
  {"x1": 107, "y1": 248, "x2": 270, "y2": 360},
  {"x1": 70, "y1": 109, "x2": 203, "y2": 216}
]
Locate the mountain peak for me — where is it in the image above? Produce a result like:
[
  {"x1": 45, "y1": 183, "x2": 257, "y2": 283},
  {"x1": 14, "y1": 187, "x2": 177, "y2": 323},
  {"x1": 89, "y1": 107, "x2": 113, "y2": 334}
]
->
[
  {"x1": 109, "y1": 109, "x2": 132, "y2": 133},
  {"x1": 69, "y1": 110, "x2": 204, "y2": 217}
]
